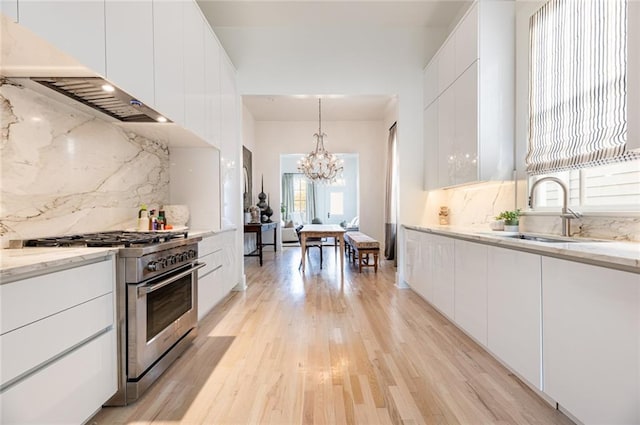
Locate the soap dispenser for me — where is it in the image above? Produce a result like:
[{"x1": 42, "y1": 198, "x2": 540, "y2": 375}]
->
[{"x1": 138, "y1": 204, "x2": 149, "y2": 231}]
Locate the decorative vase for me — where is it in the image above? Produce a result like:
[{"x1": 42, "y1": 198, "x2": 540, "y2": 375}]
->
[{"x1": 504, "y1": 221, "x2": 519, "y2": 232}]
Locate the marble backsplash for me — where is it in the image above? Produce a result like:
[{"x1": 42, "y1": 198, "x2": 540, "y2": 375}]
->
[
  {"x1": 0, "y1": 81, "x2": 169, "y2": 248},
  {"x1": 422, "y1": 180, "x2": 640, "y2": 242}
]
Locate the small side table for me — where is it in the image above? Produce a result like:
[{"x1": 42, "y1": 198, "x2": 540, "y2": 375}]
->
[{"x1": 243, "y1": 222, "x2": 277, "y2": 266}]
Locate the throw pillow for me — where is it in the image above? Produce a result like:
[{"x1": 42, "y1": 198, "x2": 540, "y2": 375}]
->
[{"x1": 285, "y1": 220, "x2": 294, "y2": 228}]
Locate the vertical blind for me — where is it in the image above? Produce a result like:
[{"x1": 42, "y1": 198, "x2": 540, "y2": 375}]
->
[{"x1": 527, "y1": 0, "x2": 636, "y2": 174}]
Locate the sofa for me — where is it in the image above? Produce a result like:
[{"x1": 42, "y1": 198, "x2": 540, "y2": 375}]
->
[{"x1": 281, "y1": 212, "x2": 305, "y2": 243}]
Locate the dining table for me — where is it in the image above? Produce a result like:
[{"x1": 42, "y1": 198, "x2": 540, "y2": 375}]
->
[{"x1": 299, "y1": 224, "x2": 346, "y2": 279}]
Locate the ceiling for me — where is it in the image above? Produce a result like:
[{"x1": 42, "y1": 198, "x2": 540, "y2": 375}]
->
[
  {"x1": 198, "y1": 0, "x2": 470, "y2": 121},
  {"x1": 197, "y1": 0, "x2": 470, "y2": 28},
  {"x1": 242, "y1": 95, "x2": 396, "y2": 121}
]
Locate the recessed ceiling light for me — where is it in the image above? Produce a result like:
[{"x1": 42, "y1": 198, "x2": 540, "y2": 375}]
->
[
  {"x1": 101, "y1": 84, "x2": 115, "y2": 92},
  {"x1": 156, "y1": 116, "x2": 168, "y2": 123}
]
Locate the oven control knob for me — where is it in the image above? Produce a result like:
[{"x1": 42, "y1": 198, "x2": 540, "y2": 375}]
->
[
  {"x1": 181, "y1": 253, "x2": 189, "y2": 262},
  {"x1": 169, "y1": 255, "x2": 177, "y2": 265},
  {"x1": 158, "y1": 258, "x2": 167, "y2": 269},
  {"x1": 147, "y1": 262, "x2": 157, "y2": 271},
  {"x1": 189, "y1": 249, "x2": 197, "y2": 259}
]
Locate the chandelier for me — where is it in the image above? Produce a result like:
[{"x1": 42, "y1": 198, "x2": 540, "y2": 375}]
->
[{"x1": 297, "y1": 98, "x2": 343, "y2": 184}]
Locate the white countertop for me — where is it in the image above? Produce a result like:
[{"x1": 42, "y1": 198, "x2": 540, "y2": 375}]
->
[
  {"x1": 0, "y1": 247, "x2": 118, "y2": 282},
  {"x1": 0, "y1": 227, "x2": 238, "y2": 282},
  {"x1": 404, "y1": 225, "x2": 640, "y2": 274}
]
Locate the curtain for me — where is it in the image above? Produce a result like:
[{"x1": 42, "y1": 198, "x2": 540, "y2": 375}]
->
[
  {"x1": 281, "y1": 173, "x2": 295, "y2": 221},
  {"x1": 305, "y1": 180, "x2": 317, "y2": 223},
  {"x1": 384, "y1": 123, "x2": 398, "y2": 262},
  {"x1": 527, "y1": 0, "x2": 637, "y2": 174}
]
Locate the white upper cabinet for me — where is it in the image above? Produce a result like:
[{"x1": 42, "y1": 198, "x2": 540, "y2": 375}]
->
[
  {"x1": 423, "y1": 103, "x2": 439, "y2": 191},
  {"x1": 204, "y1": 26, "x2": 222, "y2": 147},
  {"x1": 183, "y1": 0, "x2": 206, "y2": 140},
  {"x1": 105, "y1": 0, "x2": 154, "y2": 107},
  {"x1": 423, "y1": 55, "x2": 439, "y2": 108},
  {"x1": 423, "y1": 0, "x2": 514, "y2": 189},
  {"x1": 437, "y1": 38, "x2": 455, "y2": 94},
  {"x1": 18, "y1": 0, "x2": 106, "y2": 75},
  {"x1": 1, "y1": 0, "x2": 18, "y2": 21},
  {"x1": 153, "y1": 0, "x2": 185, "y2": 126},
  {"x1": 452, "y1": 62, "x2": 479, "y2": 186},
  {"x1": 454, "y1": 1, "x2": 478, "y2": 76}
]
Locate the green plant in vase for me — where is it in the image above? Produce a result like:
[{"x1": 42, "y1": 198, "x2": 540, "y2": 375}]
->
[{"x1": 496, "y1": 209, "x2": 521, "y2": 231}]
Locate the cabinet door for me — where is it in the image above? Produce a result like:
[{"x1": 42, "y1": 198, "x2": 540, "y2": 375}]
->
[
  {"x1": 437, "y1": 38, "x2": 455, "y2": 93},
  {"x1": 105, "y1": 0, "x2": 154, "y2": 106},
  {"x1": 153, "y1": 0, "x2": 185, "y2": 125},
  {"x1": 437, "y1": 87, "x2": 455, "y2": 188},
  {"x1": 454, "y1": 1, "x2": 478, "y2": 76},
  {"x1": 18, "y1": 0, "x2": 106, "y2": 75},
  {"x1": 423, "y1": 103, "x2": 439, "y2": 191},
  {"x1": 454, "y1": 240, "x2": 487, "y2": 345},
  {"x1": 487, "y1": 247, "x2": 542, "y2": 390},
  {"x1": 204, "y1": 26, "x2": 221, "y2": 147},
  {"x1": 429, "y1": 234, "x2": 455, "y2": 319},
  {"x1": 403, "y1": 229, "x2": 420, "y2": 288},
  {"x1": 423, "y1": 59, "x2": 438, "y2": 108},
  {"x1": 542, "y1": 258, "x2": 639, "y2": 425},
  {"x1": 453, "y1": 61, "x2": 478, "y2": 186},
  {"x1": 220, "y1": 55, "x2": 239, "y2": 227},
  {"x1": 183, "y1": 0, "x2": 206, "y2": 139}
]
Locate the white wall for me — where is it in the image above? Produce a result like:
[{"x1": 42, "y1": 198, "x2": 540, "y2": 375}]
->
[
  {"x1": 217, "y1": 25, "x2": 447, "y2": 225},
  {"x1": 252, "y1": 120, "x2": 386, "y2": 244}
]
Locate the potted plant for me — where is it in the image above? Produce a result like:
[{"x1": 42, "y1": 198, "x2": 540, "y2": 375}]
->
[{"x1": 496, "y1": 209, "x2": 521, "y2": 232}]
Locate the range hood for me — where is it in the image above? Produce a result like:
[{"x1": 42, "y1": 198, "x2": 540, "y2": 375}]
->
[{"x1": 30, "y1": 77, "x2": 170, "y2": 123}]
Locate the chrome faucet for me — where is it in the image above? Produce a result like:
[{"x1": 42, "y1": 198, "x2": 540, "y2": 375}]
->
[{"x1": 529, "y1": 177, "x2": 582, "y2": 237}]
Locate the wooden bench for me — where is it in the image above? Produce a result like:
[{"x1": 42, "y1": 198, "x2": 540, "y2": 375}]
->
[{"x1": 343, "y1": 232, "x2": 380, "y2": 273}]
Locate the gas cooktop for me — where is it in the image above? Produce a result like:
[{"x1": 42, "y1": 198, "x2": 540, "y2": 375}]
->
[{"x1": 14, "y1": 230, "x2": 190, "y2": 248}]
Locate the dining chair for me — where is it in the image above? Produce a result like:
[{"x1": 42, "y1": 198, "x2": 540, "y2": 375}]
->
[{"x1": 295, "y1": 225, "x2": 323, "y2": 269}]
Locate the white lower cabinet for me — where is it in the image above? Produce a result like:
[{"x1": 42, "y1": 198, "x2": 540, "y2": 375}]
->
[
  {"x1": 0, "y1": 257, "x2": 117, "y2": 424},
  {"x1": 454, "y1": 239, "x2": 488, "y2": 345},
  {"x1": 487, "y1": 247, "x2": 542, "y2": 390},
  {"x1": 542, "y1": 257, "x2": 639, "y2": 425},
  {"x1": 404, "y1": 230, "x2": 454, "y2": 319},
  {"x1": 428, "y1": 234, "x2": 455, "y2": 319},
  {"x1": 403, "y1": 228, "x2": 423, "y2": 291},
  {"x1": 198, "y1": 234, "x2": 225, "y2": 320},
  {"x1": 197, "y1": 230, "x2": 240, "y2": 320}
]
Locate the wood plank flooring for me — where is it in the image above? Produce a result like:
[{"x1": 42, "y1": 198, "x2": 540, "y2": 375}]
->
[{"x1": 90, "y1": 245, "x2": 574, "y2": 425}]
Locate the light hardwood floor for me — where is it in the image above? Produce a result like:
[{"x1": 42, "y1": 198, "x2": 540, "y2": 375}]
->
[{"x1": 90, "y1": 245, "x2": 574, "y2": 425}]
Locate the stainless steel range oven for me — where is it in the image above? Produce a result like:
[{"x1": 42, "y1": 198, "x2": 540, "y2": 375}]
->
[
  {"x1": 13, "y1": 231, "x2": 204, "y2": 406},
  {"x1": 109, "y1": 238, "x2": 204, "y2": 405}
]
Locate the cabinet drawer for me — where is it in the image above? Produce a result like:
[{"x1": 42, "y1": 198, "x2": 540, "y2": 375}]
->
[
  {"x1": 199, "y1": 235, "x2": 223, "y2": 257},
  {"x1": 1, "y1": 292, "x2": 113, "y2": 388},
  {"x1": 0, "y1": 259, "x2": 113, "y2": 334},
  {"x1": 0, "y1": 329, "x2": 116, "y2": 425},
  {"x1": 199, "y1": 248, "x2": 223, "y2": 277}
]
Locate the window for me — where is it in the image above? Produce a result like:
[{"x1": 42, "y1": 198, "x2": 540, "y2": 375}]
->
[
  {"x1": 527, "y1": 0, "x2": 639, "y2": 211},
  {"x1": 292, "y1": 174, "x2": 307, "y2": 214}
]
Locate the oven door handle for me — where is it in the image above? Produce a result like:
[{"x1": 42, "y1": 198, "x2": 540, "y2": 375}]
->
[{"x1": 138, "y1": 262, "x2": 206, "y2": 296}]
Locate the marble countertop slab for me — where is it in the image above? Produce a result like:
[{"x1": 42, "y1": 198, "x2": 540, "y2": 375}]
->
[
  {"x1": 403, "y1": 225, "x2": 640, "y2": 274},
  {"x1": 0, "y1": 228, "x2": 238, "y2": 282},
  {"x1": 0, "y1": 247, "x2": 118, "y2": 283}
]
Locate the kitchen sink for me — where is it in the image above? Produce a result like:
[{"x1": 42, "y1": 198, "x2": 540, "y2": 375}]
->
[{"x1": 489, "y1": 233, "x2": 603, "y2": 243}]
